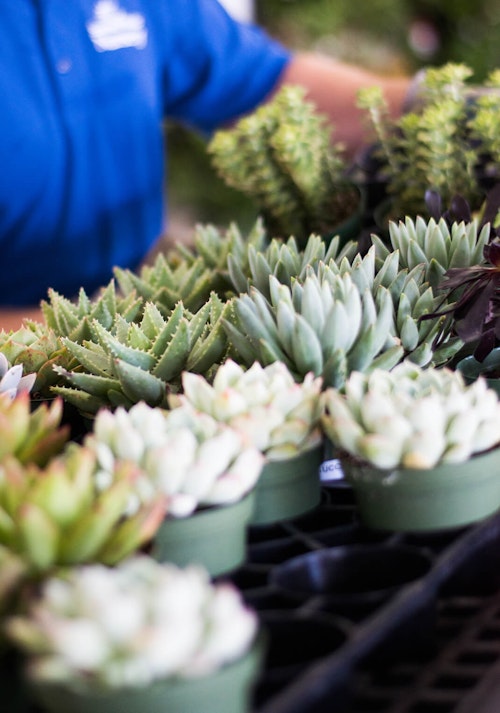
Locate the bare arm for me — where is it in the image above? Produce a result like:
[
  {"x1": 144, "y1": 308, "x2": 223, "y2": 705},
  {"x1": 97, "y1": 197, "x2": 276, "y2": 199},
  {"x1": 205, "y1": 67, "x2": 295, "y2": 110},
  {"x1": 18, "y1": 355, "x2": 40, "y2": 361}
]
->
[
  {"x1": 0, "y1": 307, "x2": 44, "y2": 332},
  {"x1": 277, "y1": 52, "x2": 410, "y2": 158}
]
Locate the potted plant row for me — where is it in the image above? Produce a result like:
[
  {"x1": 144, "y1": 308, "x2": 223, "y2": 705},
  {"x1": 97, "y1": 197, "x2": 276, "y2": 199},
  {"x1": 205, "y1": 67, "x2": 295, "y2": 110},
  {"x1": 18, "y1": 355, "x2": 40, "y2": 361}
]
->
[{"x1": 3, "y1": 58, "x2": 500, "y2": 713}]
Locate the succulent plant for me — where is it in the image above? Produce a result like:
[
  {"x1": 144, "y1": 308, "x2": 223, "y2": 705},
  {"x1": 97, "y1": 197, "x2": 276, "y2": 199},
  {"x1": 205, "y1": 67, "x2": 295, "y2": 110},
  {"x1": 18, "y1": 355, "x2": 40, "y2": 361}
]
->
[
  {"x1": 322, "y1": 363, "x2": 500, "y2": 470},
  {"x1": 170, "y1": 360, "x2": 323, "y2": 460},
  {"x1": 0, "y1": 322, "x2": 74, "y2": 398},
  {"x1": 86, "y1": 402, "x2": 264, "y2": 517},
  {"x1": 371, "y1": 215, "x2": 490, "y2": 291},
  {"x1": 51, "y1": 295, "x2": 231, "y2": 416},
  {"x1": 228, "y1": 232, "x2": 358, "y2": 302},
  {"x1": 208, "y1": 85, "x2": 359, "y2": 244},
  {"x1": 41, "y1": 280, "x2": 144, "y2": 344},
  {"x1": 6, "y1": 556, "x2": 258, "y2": 688},
  {"x1": 115, "y1": 219, "x2": 268, "y2": 313},
  {"x1": 0, "y1": 443, "x2": 166, "y2": 573},
  {"x1": 0, "y1": 393, "x2": 69, "y2": 467},
  {"x1": 357, "y1": 63, "x2": 482, "y2": 221},
  {"x1": 0, "y1": 352, "x2": 36, "y2": 400},
  {"x1": 224, "y1": 247, "x2": 461, "y2": 389},
  {"x1": 0, "y1": 545, "x2": 28, "y2": 617}
]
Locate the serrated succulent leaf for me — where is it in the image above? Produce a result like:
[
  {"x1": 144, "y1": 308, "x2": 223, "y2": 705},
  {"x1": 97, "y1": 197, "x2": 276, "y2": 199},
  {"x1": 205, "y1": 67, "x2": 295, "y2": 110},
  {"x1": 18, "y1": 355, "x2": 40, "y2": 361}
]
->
[{"x1": 114, "y1": 359, "x2": 166, "y2": 406}]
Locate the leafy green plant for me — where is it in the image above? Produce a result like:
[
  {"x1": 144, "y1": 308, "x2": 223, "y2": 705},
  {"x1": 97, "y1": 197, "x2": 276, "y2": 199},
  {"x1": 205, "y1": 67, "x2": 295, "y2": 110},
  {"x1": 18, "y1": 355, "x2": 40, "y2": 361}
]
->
[
  {"x1": 357, "y1": 63, "x2": 482, "y2": 221},
  {"x1": 208, "y1": 85, "x2": 360, "y2": 244}
]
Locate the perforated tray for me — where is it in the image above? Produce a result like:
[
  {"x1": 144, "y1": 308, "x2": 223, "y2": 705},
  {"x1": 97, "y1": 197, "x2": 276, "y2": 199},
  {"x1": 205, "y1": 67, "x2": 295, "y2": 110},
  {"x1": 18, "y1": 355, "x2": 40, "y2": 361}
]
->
[{"x1": 222, "y1": 479, "x2": 500, "y2": 713}]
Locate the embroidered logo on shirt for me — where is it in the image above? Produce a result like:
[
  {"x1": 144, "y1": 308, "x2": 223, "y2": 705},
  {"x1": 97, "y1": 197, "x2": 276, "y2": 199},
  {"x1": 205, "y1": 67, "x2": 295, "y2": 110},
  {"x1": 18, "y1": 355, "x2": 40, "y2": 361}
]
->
[{"x1": 87, "y1": 0, "x2": 148, "y2": 52}]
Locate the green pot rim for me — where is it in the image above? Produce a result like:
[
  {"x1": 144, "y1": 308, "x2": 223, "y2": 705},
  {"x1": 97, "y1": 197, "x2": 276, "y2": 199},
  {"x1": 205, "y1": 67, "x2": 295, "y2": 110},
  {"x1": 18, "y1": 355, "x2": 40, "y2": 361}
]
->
[
  {"x1": 343, "y1": 446, "x2": 500, "y2": 531},
  {"x1": 251, "y1": 443, "x2": 323, "y2": 525},
  {"x1": 151, "y1": 490, "x2": 255, "y2": 576}
]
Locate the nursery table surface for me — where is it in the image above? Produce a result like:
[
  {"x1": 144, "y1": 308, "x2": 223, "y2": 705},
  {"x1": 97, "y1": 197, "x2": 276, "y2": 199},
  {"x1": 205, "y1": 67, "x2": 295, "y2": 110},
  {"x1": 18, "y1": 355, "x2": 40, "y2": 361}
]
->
[{"x1": 230, "y1": 478, "x2": 500, "y2": 713}]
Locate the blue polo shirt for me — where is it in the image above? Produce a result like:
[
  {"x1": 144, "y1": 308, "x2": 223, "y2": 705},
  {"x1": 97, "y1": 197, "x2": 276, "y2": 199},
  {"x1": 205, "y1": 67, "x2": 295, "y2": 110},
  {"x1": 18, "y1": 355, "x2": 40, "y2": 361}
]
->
[{"x1": 1, "y1": 0, "x2": 291, "y2": 306}]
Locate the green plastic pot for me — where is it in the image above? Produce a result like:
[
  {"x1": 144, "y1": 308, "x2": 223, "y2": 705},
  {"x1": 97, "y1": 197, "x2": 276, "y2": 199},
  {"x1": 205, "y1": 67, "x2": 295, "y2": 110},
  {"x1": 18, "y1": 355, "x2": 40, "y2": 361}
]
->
[
  {"x1": 151, "y1": 490, "x2": 255, "y2": 576},
  {"x1": 30, "y1": 632, "x2": 265, "y2": 713},
  {"x1": 456, "y1": 347, "x2": 500, "y2": 395},
  {"x1": 342, "y1": 447, "x2": 500, "y2": 532},
  {"x1": 251, "y1": 444, "x2": 323, "y2": 526}
]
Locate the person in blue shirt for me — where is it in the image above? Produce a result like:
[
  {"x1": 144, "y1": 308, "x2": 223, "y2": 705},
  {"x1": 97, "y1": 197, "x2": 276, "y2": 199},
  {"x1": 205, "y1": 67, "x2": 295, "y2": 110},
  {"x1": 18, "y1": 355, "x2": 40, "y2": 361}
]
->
[{"x1": 1, "y1": 0, "x2": 409, "y2": 329}]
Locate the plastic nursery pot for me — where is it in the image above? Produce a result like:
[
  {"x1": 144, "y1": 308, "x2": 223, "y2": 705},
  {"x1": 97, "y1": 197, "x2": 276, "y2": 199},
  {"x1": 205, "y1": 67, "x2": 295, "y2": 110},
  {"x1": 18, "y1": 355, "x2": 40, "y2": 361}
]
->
[
  {"x1": 250, "y1": 444, "x2": 323, "y2": 526},
  {"x1": 151, "y1": 490, "x2": 255, "y2": 577},
  {"x1": 342, "y1": 447, "x2": 500, "y2": 532},
  {"x1": 30, "y1": 632, "x2": 265, "y2": 713},
  {"x1": 269, "y1": 544, "x2": 432, "y2": 617},
  {"x1": 456, "y1": 347, "x2": 500, "y2": 395}
]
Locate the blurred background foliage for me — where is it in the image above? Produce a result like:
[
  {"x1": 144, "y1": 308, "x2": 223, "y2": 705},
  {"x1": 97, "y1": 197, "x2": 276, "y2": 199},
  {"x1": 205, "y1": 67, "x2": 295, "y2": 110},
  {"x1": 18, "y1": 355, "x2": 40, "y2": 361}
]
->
[{"x1": 164, "y1": 0, "x2": 500, "y2": 243}]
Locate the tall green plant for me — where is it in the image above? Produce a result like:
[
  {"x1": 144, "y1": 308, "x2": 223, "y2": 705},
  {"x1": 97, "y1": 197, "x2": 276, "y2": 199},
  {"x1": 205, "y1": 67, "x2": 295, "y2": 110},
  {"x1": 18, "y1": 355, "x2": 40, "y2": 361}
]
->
[
  {"x1": 358, "y1": 63, "x2": 481, "y2": 220},
  {"x1": 208, "y1": 85, "x2": 358, "y2": 244}
]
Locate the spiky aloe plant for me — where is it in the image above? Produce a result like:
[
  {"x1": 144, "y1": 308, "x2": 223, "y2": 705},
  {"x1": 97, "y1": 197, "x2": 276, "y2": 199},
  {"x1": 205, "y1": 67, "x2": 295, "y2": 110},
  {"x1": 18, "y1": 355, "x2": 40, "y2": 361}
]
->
[
  {"x1": 41, "y1": 280, "x2": 144, "y2": 344},
  {"x1": 209, "y1": 84, "x2": 359, "y2": 244},
  {"x1": 115, "y1": 219, "x2": 268, "y2": 313},
  {"x1": 0, "y1": 443, "x2": 166, "y2": 573},
  {"x1": 6, "y1": 556, "x2": 258, "y2": 689},
  {"x1": 224, "y1": 247, "x2": 461, "y2": 389},
  {"x1": 357, "y1": 63, "x2": 481, "y2": 221},
  {"x1": 52, "y1": 295, "x2": 231, "y2": 416},
  {"x1": 371, "y1": 216, "x2": 490, "y2": 291},
  {"x1": 322, "y1": 363, "x2": 500, "y2": 469}
]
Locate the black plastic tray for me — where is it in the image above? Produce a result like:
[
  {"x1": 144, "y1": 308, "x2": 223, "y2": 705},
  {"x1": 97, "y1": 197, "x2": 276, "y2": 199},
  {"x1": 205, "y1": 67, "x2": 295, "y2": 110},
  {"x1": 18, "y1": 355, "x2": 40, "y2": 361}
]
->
[{"x1": 222, "y1": 479, "x2": 500, "y2": 713}]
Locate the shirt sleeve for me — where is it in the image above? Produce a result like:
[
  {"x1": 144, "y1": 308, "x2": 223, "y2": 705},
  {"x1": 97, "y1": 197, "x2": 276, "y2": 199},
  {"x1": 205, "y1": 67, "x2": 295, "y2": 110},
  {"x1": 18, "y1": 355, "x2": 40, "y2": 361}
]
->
[{"x1": 150, "y1": 0, "x2": 293, "y2": 132}]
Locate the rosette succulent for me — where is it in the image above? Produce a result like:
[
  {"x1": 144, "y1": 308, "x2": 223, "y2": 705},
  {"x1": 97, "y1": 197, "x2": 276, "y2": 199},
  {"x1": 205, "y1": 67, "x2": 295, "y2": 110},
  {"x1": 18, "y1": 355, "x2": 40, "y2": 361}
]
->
[
  {"x1": 6, "y1": 556, "x2": 258, "y2": 688},
  {"x1": 322, "y1": 363, "x2": 500, "y2": 470},
  {"x1": 227, "y1": 232, "x2": 358, "y2": 302},
  {"x1": 41, "y1": 281, "x2": 144, "y2": 344},
  {"x1": 86, "y1": 401, "x2": 264, "y2": 517},
  {"x1": 170, "y1": 359, "x2": 323, "y2": 460},
  {"x1": 0, "y1": 443, "x2": 166, "y2": 573},
  {"x1": 115, "y1": 219, "x2": 268, "y2": 313},
  {"x1": 52, "y1": 295, "x2": 231, "y2": 416},
  {"x1": 371, "y1": 215, "x2": 490, "y2": 291},
  {"x1": 0, "y1": 394, "x2": 69, "y2": 467},
  {"x1": 0, "y1": 352, "x2": 36, "y2": 399},
  {"x1": 224, "y1": 247, "x2": 460, "y2": 390}
]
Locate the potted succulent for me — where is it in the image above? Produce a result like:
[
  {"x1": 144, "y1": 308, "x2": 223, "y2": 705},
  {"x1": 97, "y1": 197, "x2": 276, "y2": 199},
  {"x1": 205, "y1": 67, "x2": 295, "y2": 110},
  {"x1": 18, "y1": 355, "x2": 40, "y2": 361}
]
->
[
  {"x1": 170, "y1": 359, "x2": 324, "y2": 524},
  {"x1": 357, "y1": 62, "x2": 497, "y2": 227},
  {"x1": 208, "y1": 84, "x2": 363, "y2": 248},
  {"x1": 49, "y1": 293, "x2": 231, "y2": 417},
  {"x1": 86, "y1": 402, "x2": 264, "y2": 575},
  {"x1": 0, "y1": 439, "x2": 166, "y2": 575},
  {"x1": 223, "y1": 246, "x2": 460, "y2": 391},
  {"x1": 321, "y1": 362, "x2": 500, "y2": 531},
  {"x1": 6, "y1": 556, "x2": 263, "y2": 713}
]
